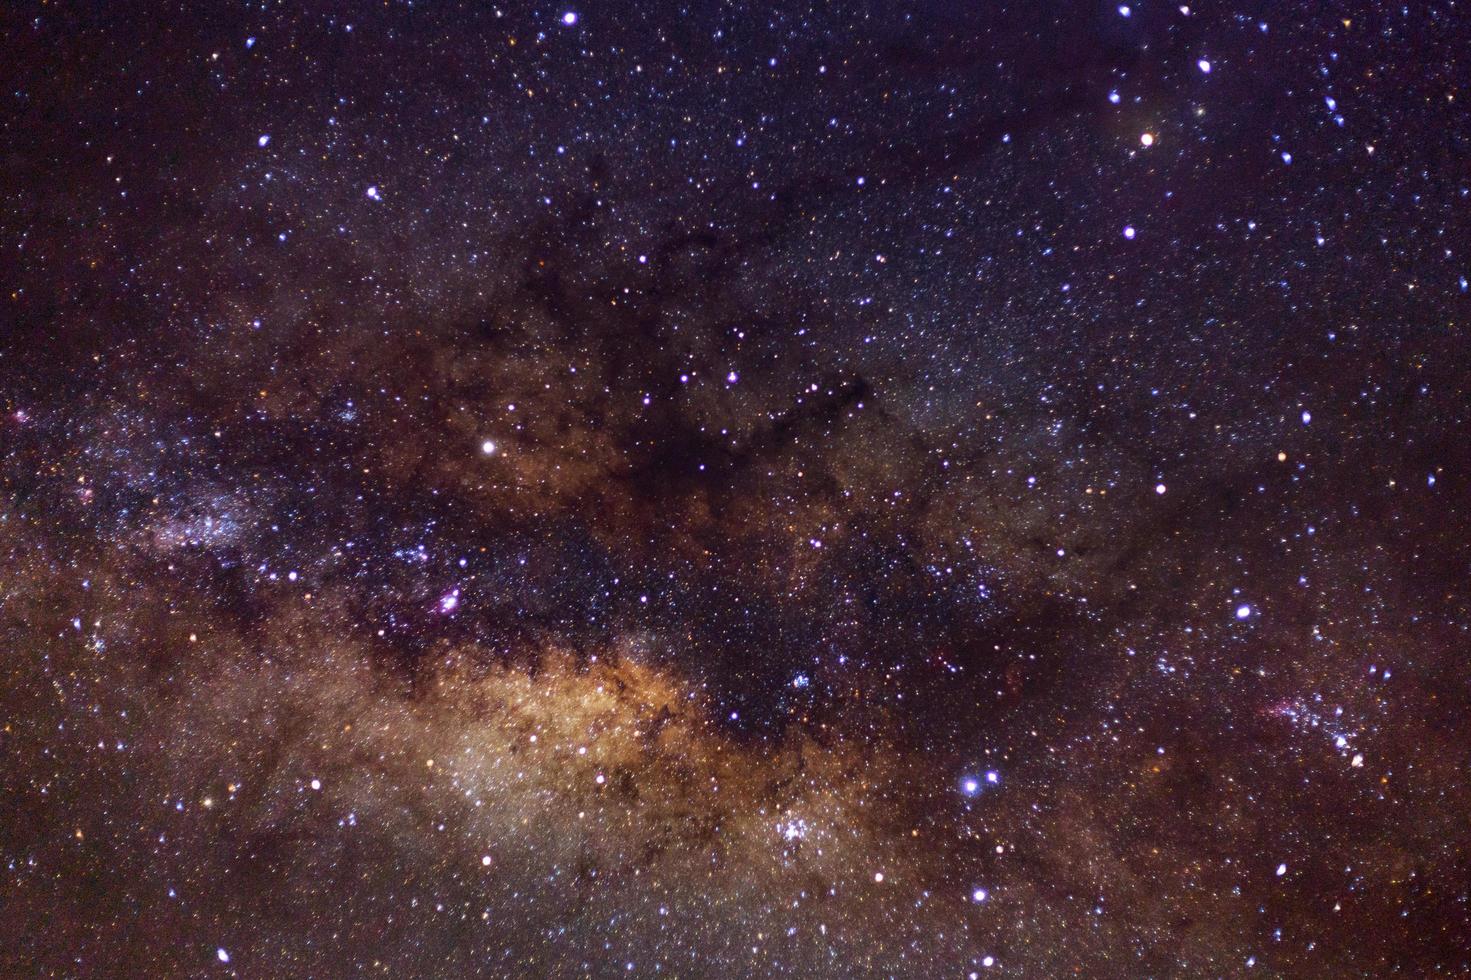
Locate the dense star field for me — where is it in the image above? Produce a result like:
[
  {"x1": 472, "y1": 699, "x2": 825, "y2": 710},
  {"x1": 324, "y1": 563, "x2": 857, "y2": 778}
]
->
[{"x1": 4, "y1": 1, "x2": 1471, "y2": 975}]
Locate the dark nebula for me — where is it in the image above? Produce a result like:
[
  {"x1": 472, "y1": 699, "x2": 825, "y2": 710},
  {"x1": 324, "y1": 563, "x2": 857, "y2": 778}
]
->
[{"x1": 3, "y1": 1, "x2": 1471, "y2": 976}]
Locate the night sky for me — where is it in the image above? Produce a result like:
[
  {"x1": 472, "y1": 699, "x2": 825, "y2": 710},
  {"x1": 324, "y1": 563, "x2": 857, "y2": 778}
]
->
[{"x1": 4, "y1": 1, "x2": 1471, "y2": 976}]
